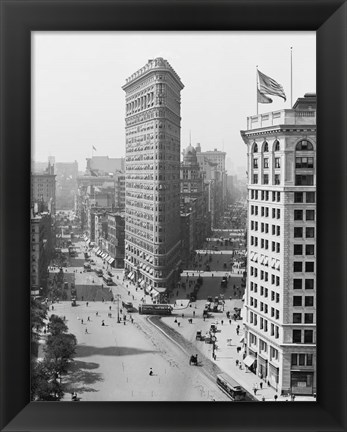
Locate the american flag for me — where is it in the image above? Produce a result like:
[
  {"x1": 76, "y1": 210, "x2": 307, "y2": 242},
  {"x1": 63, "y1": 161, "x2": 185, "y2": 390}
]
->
[{"x1": 258, "y1": 70, "x2": 286, "y2": 101}]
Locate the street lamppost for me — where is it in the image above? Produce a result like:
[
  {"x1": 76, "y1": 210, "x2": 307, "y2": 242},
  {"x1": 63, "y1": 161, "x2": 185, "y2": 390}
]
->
[{"x1": 116, "y1": 294, "x2": 121, "y2": 323}]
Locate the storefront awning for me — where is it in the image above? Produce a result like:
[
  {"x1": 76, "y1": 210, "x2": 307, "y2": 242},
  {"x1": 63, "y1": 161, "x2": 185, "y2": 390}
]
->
[
  {"x1": 243, "y1": 355, "x2": 256, "y2": 368},
  {"x1": 239, "y1": 335, "x2": 244, "y2": 343},
  {"x1": 140, "y1": 280, "x2": 146, "y2": 287},
  {"x1": 109, "y1": 258, "x2": 115, "y2": 265}
]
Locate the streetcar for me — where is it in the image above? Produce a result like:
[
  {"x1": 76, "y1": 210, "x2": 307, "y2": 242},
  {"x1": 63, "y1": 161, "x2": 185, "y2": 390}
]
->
[
  {"x1": 216, "y1": 373, "x2": 246, "y2": 401},
  {"x1": 138, "y1": 304, "x2": 173, "y2": 315},
  {"x1": 102, "y1": 275, "x2": 113, "y2": 286}
]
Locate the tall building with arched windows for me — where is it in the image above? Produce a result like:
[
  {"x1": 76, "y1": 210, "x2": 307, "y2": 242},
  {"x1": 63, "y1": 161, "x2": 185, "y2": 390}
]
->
[
  {"x1": 122, "y1": 58, "x2": 184, "y2": 299},
  {"x1": 240, "y1": 93, "x2": 316, "y2": 396}
]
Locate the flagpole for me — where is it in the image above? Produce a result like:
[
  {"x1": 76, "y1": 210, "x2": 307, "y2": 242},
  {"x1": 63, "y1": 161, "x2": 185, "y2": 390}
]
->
[
  {"x1": 290, "y1": 47, "x2": 293, "y2": 108},
  {"x1": 256, "y1": 65, "x2": 259, "y2": 115}
]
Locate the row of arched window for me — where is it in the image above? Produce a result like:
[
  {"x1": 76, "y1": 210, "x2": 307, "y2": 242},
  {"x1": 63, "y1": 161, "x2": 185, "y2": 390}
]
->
[{"x1": 252, "y1": 139, "x2": 314, "y2": 153}]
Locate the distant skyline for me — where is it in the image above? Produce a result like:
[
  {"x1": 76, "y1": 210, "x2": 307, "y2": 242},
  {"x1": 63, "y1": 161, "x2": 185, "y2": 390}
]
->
[{"x1": 32, "y1": 32, "x2": 316, "y2": 174}]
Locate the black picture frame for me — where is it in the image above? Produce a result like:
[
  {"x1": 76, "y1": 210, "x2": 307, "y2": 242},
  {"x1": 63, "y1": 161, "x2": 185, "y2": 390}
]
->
[{"x1": 1, "y1": 1, "x2": 346, "y2": 431}]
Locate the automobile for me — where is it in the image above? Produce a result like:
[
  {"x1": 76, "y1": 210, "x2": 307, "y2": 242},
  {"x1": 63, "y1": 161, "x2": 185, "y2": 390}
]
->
[
  {"x1": 107, "y1": 271, "x2": 113, "y2": 277},
  {"x1": 196, "y1": 331, "x2": 203, "y2": 341},
  {"x1": 207, "y1": 296, "x2": 213, "y2": 302},
  {"x1": 122, "y1": 301, "x2": 135, "y2": 312},
  {"x1": 89, "y1": 259, "x2": 95, "y2": 265}
]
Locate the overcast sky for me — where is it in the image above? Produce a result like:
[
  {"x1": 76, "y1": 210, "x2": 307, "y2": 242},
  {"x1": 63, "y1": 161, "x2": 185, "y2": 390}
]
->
[{"x1": 32, "y1": 32, "x2": 316, "y2": 174}]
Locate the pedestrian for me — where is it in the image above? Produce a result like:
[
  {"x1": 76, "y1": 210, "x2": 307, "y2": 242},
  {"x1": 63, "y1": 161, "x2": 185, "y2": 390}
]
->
[
  {"x1": 253, "y1": 384, "x2": 257, "y2": 395},
  {"x1": 178, "y1": 322, "x2": 180, "y2": 327},
  {"x1": 221, "y1": 320, "x2": 224, "y2": 325},
  {"x1": 102, "y1": 320, "x2": 105, "y2": 326},
  {"x1": 96, "y1": 311, "x2": 98, "y2": 316},
  {"x1": 87, "y1": 316, "x2": 90, "y2": 322},
  {"x1": 81, "y1": 319, "x2": 83, "y2": 324},
  {"x1": 229, "y1": 319, "x2": 232, "y2": 325},
  {"x1": 109, "y1": 305, "x2": 111, "y2": 311},
  {"x1": 274, "y1": 394, "x2": 278, "y2": 401},
  {"x1": 260, "y1": 382, "x2": 263, "y2": 390},
  {"x1": 149, "y1": 368, "x2": 153, "y2": 376},
  {"x1": 85, "y1": 328, "x2": 88, "y2": 334},
  {"x1": 193, "y1": 311, "x2": 195, "y2": 317},
  {"x1": 236, "y1": 329, "x2": 239, "y2": 336},
  {"x1": 51, "y1": 305, "x2": 54, "y2": 311}
]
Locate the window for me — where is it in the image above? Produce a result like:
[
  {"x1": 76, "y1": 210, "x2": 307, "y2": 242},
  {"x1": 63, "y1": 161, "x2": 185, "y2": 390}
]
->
[
  {"x1": 275, "y1": 157, "x2": 280, "y2": 168},
  {"x1": 305, "y1": 313, "x2": 314, "y2": 324},
  {"x1": 253, "y1": 143, "x2": 258, "y2": 153},
  {"x1": 293, "y1": 313, "x2": 302, "y2": 323},
  {"x1": 293, "y1": 296, "x2": 302, "y2": 306},
  {"x1": 274, "y1": 174, "x2": 280, "y2": 185},
  {"x1": 253, "y1": 159, "x2": 258, "y2": 169},
  {"x1": 263, "y1": 174, "x2": 269, "y2": 184},
  {"x1": 305, "y1": 245, "x2": 314, "y2": 255},
  {"x1": 294, "y1": 210, "x2": 303, "y2": 220},
  {"x1": 294, "y1": 245, "x2": 303, "y2": 255},
  {"x1": 307, "y1": 354, "x2": 313, "y2": 366},
  {"x1": 263, "y1": 141, "x2": 269, "y2": 152},
  {"x1": 304, "y1": 330, "x2": 314, "y2": 343},
  {"x1": 274, "y1": 140, "x2": 280, "y2": 151},
  {"x1": 277, "y1": 192, "x2": 280, "y2": 202},
  {"x1": 263, "y1": 158, "x2": 269, "y2": 168},
  {"x1": 305, "y1": 262, "x2": 314, "y2": 272},
  {"x1": 306, "y1": 192, "x2": 315, "y2": 203},
  {"x1": 296, "y1": 157, "x2": 314, "y2": 168},
  {"x1": 296, "y1": 175, "x2": 314, "y2": 185},
  {"x1": 306, "y1": 227, "x2": 315, "y2": 238},
  {"x1": 294, "y1": 262, "x2": 303, "y2": 272},
  {"x1": 277, "y1": 226, "x2": 280, "y2": 236},
  {"x1": 277, "y1": 209, "x2": 280, "y2": 219},
  {"x1": 305, "y1": 296, "x2": 314, "y2": 307},
  {"x1": 296, "y1": 140, "x2": 314, "y2": 151},
  {"x1": 306, "y1": 210, "x2": 315, "y2": 221},
  {"x1": 253, "y1": 174, "x2": 258, "y2": 184},
  {"x1": 293, "y1": 279, "x2": 302, "y2": 289},
  {"x1": 305, "y1": 279, "x2": 314, "y2": 290},
  {"x1": 291, "y1": 353, "x2": 298, "y2": 365},
  {"x1": 270, "y1": 347, "x2": 279, "y2": 361},
  {"x1": 276, "y1": 243, "x2": 280, "y2": 253},
  {"x1": 292, "y1": 330, "x2": 301, "y2": 343},
  {"x1": 294, "y1": 192, "x2": 304, "y2": 203},
  {"x1": 294, "y1": 227, "x2": 303, "y2": 238}
]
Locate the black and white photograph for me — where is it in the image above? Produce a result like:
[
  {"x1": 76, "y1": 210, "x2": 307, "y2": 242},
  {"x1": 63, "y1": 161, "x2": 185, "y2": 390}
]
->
[{"x1": 30, "y1": 31, "x2": 317, "y2": 402}]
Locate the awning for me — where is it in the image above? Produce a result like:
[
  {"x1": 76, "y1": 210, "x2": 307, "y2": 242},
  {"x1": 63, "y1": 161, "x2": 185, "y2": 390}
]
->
[
  {"x1": 128, "y1": 272, "x2": 133, "y2": 279},
  {"x1": 275, "y1": 260, "x2": 280, "y2": 270},
  {"x1": 260, "y1": 255, "x2": 264, "y2": 264},
  {"x1": 130, "y1": 274, "x2": 135, "y2": 280},
  {"x1": 243, "y1": 355, "x2": 256, "y2": 368},
  {"x1": 271, "y1": 258, "x2": 276, "y2": 268},
  {"x1": 264, "y1": 256, "x2": 269, "y2": 266},
  {"x1": 97, "y1": 250, "x2": 102, "y2": 256},
  {"x1": 109, "y1": 258, "x2": 115, "y2": 265},
  {"x1": 239, "y1": 335, "x2": 245, "y2": 343},
  {"x1": 106, "y1": 256, "x2": 113, "y2": 263},
  {"x1": 140, "y1": 280, "x2": 146, "y2": 287},
  {"x1": 152, "y1": 290, "x2": 160, "y2": 298}
]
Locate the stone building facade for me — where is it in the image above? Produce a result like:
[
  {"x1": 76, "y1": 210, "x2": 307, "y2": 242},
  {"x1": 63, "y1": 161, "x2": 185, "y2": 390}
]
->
[
  {"x1": 241, "y1": 93, "x2": 317, "y2": 395},
  {"x1": 122, "y1": 58, "x2": 184, "y2": 295}
]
